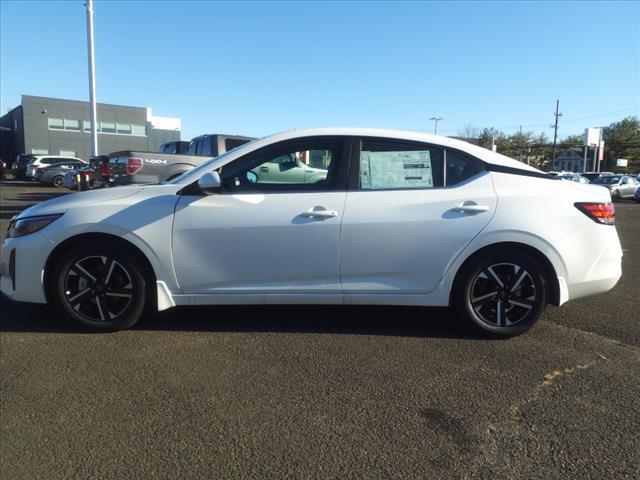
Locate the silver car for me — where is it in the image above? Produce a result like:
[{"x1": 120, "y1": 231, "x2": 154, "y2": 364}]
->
[
  {"x1": 34, "y1": 161, "x2": 87, "y2": 187},
  {"x1": 591, "y1": 174, "x2": 639, "y2": 200}
]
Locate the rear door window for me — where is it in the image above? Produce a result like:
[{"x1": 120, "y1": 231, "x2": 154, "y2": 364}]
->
[{"x1": 358, "y1": 139, "x2": 444, "y2": 190}]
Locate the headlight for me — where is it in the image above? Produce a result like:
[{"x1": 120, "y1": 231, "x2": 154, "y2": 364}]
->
[{"x1": 7, "y1": 214, "x2": 63, "y2": 238}]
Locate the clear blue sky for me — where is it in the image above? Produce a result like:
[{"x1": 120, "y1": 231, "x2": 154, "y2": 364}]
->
[{"x1": 1, "y1": 1, "x2": 638, "y2": 140}]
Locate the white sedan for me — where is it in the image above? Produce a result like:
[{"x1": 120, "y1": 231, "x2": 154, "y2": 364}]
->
[{"x1": 0, "y1": 128, "x2": 622, "y2": 337}]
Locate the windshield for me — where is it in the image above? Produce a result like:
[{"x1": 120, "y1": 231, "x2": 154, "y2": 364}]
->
[
  {"x1": 592, "y1": 176, "x2": 621, "y2": 184},
  {"x1": 167, "y1": 136, "x2": 261, "y2": 185}
]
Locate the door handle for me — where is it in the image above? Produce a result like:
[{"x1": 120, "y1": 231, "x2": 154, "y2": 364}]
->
[
  {"x1": 300, "y1": 206, "x2": 338, "y2": 219},
  {"x1": 451, "y1": 201, "x2": 490, "y2": 213}
]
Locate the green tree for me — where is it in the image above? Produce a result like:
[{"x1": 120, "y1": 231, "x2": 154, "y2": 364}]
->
[
  {"x1": 602, "y1": 117, "x2": 640, "y2": 172},
  {"x1": 477, "y1": 127, "x2": 500, "y2": 150},
  {"x1": 528, "y1": 133, "x2": 551, "y2": 169},
  {"x1": 558, "y1": 134, "x2": 583, "y2": 148},
  {"x1": 508, "y1": 130, "x2": 535, "y2": 163}
]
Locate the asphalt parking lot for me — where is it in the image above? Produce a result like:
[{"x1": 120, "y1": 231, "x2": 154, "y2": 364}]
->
[{"x1": 1, "y1": 180, "x2": 639, "y2": 479}]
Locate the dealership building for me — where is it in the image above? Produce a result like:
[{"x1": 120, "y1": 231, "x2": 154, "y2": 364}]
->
[{"x1": 0, "y1": 95, "x2": 181, "y2": 163}]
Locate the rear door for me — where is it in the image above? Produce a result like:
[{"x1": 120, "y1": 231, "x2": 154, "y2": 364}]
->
[{"x1": 340, "y1": 137, "x2": 497, "y2": 295}]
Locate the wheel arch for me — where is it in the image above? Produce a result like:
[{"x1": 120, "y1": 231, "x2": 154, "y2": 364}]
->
[
  {"x1": 449, "y1": 241, "x2": 561, "y2": 307},
  {"x1": 43, "y1": 232, "x2": 157, "y2": 304}
]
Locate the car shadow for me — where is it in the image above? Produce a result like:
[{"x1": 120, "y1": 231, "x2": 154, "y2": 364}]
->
[
  {"x1": 0, "y1": 204, "x2": 24, "y2": 220},
  {"x1": 0, "y1": 296, "x2": 486, "y2": 339},
  {"x1": 13, "y1": 191, "x2": 69, "y2": 203}
]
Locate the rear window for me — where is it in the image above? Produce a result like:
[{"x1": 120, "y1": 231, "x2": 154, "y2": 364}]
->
[
  {"x1": 200, "y1": 138, "x2": 213, "y2": 157},
  {"x1": 187, "y1": 139, "x2": 199, "y2": 155},
  {"x1": 225, "y1": 138, "x2": 251, "y2": 152},
  {"x1": 593, "y1": 176, "x2": 621, "y2": 184}
]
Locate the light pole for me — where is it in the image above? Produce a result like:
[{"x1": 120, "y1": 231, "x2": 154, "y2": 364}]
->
[
  {"x1": 85, "y1": 0, "x2": 98, "y2": 157},
  {"x1": 430, "y1": 117, "x2": 444, "y2": 135}
]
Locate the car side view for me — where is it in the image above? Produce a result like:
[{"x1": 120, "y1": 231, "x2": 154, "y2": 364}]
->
[
  {"x1": 34, "y1": 160, "x2": 87, "y2": 187},
  {"x1": 591, "y1": 174, "x2": 639, "y2": 200},
  {"x1": 0, "y1": 128, "x2": 623, "y2": 337}
]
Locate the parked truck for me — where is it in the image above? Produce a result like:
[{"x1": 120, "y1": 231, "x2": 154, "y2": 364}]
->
[{"x1": 109, "y1": 133, "x2": 254, "y2": 185}]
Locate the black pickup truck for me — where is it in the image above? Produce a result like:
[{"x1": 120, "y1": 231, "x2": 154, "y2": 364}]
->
[{"x1": 109, "y1": 133, "x2": 254, "y2": 185}]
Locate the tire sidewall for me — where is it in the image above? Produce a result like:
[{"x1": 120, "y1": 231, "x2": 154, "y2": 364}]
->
[
  {"x1": 454, "y1": 249, "x2": 547, "y2": 337},
  {"x1": 51, "y1": 243, "x2": 147, "y2": 330},
  {"x1": 53, "y1": 175, "x2": 64, "y2": 187}
]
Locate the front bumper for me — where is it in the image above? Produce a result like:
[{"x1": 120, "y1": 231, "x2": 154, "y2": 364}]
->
[{"x1": 0, "y1": 233, "x2": 50, "y2": 304}]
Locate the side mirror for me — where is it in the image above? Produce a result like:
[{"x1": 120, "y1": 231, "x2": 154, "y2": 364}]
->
[{"x1": 198, "y1": 171, "x2": 221, "y2": 194}]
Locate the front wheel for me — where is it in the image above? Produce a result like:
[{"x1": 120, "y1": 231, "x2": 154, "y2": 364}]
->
[
  {"x1": 51, "y1": 243, "x2": 148, "y2": 330},
  {"x1": 453, "y1": 249, "x2": 547, "y2": 337}
]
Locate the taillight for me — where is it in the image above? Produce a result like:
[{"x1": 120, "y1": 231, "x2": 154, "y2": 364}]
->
[
  {"x1": 574, "y1": 202, "x2": 615, "y2": 225},
  {"x1": 101, "y1": 161, "x2": 109, "y2": 176},
  {"x1": 126, "y1": 157, "x2": 142, "y2": 175}
]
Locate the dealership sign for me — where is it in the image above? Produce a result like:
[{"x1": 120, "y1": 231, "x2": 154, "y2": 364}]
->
[{"x1": 584, "y1": 128, "x2": 602, "y2": 147}]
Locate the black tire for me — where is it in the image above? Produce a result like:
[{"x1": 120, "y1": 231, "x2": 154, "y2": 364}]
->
[
  {"x1": 52, "y1": 175, "x2": 64, "y2": 188},
  {"x1": 50, "y1": 242, "x2": 148, "y2": 330},
  {"x1": 611, "y1": 190, "x2": 621, "y2": 201},
  {"x1": 453, "y1": 248, "x2": 547, "y2": 337}
]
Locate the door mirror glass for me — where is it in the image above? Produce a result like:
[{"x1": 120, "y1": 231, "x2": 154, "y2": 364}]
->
[{"x1": 198, "y1": 171, "x2": 221, "y2": 194}]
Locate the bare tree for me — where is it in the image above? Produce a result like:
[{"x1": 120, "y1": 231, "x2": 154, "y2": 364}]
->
[{"x1": 458, "y1": 122, "x2": 481, "y2": 142}]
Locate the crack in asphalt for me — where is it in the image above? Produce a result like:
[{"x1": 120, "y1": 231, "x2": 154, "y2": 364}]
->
[
  {"x1": 509, "y1": 359, "x2": 600, "y2": 422},
  {"x1": 542, "y1": 319, "x2": 640, "y2": 352}
]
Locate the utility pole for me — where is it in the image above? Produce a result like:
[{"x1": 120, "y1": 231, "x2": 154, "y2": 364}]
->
[
  {"x1": 518, "y1": 125, "x2": 523, "y2": 162},
  {"x1": 429, "y1": 117, "x2": 444, "y2": 135},
  {"x1": 550, "y1": 99, "x2": 562, "y2": 170},
  {"x1": 86, "y1": 0, "x2": 98, "y2": 157}
]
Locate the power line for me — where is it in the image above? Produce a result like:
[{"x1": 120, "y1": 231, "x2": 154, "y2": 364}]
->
[{"x1": 434, "y1": 106, "x2": 639, "y2": 134}]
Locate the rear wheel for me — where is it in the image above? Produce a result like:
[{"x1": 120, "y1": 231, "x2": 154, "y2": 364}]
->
[
  {"x1": 52, "y1": 175, "x2": 64, "y2": 187},
  {"x1": 51, "y1": 242, "x2": 148, "y2": 330},
  {"x1": 453, "y1": 249, "x2": 547, "y2": 337}
]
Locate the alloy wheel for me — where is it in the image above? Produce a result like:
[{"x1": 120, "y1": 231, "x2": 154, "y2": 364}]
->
[
  {"x1": 63, "y1": 256, "x2": 135, "y2": 322},
  {"x1": 469, "y1": 262, "x2": 536, "y2": 327}
]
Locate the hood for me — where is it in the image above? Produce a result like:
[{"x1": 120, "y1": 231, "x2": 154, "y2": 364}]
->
[{"x1": 15, "y1": 185, "x2": 146, "y2": 220}]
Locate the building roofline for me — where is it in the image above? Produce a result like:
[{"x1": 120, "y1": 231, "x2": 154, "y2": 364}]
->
[{"x1": 21, "y1": 94, "x2": 146, "y2": 112}]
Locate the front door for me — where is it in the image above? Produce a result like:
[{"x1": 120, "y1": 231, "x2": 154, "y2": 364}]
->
[{"x1": 172, "y1": 137, "x2": 349, "y2": 295}]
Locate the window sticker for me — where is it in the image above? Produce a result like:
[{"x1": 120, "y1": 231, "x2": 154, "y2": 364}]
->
[{"x1": 361, "y1": 150, "x2": 433, "y2": 189}]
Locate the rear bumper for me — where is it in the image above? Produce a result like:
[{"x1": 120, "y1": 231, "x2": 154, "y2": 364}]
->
[{"x1": 554, "y1": 223, "x2": 622, "y2": 304}]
